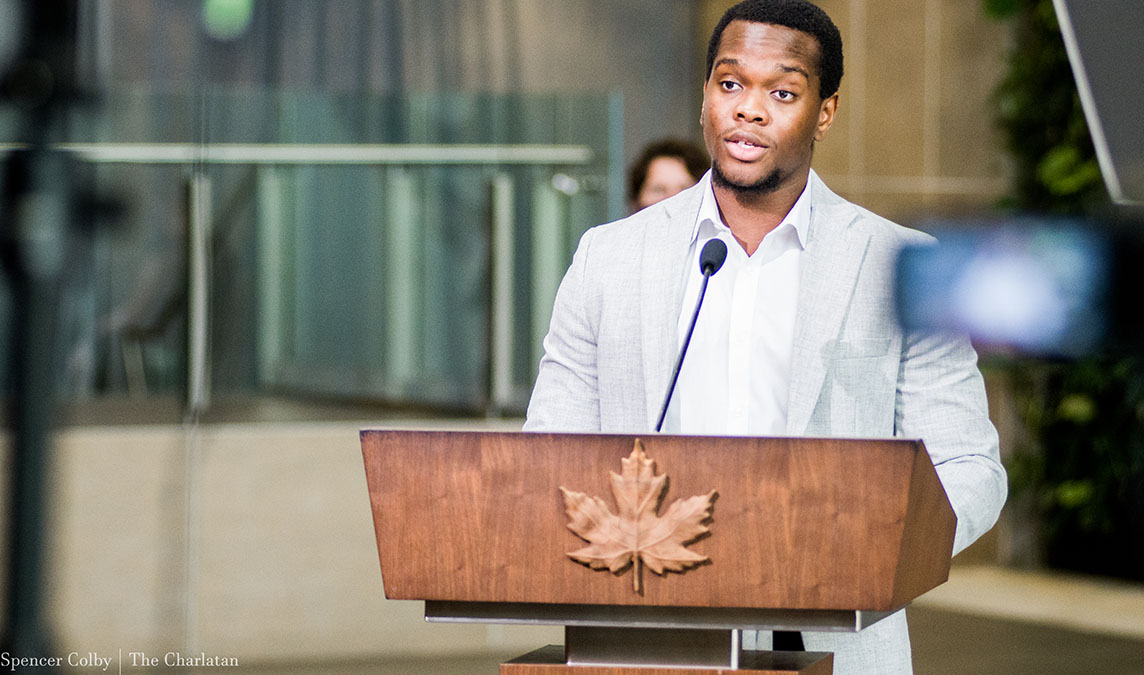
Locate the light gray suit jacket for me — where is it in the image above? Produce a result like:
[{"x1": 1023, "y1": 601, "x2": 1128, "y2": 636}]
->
[{"x1": 524, "y1": 171, "x2": 1007, "y2": 675}]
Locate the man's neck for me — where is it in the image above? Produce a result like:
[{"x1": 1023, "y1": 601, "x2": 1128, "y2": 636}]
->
[{"x1": 713, "y1": 172, "x2": 809, "y2": 256}]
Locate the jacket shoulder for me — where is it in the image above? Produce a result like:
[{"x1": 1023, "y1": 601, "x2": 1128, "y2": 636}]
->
[
  {"x1": 811, "y1": 173, "x2": 935, "y2": 248},
  {"x1": 573, "y1": 179, "x2": 702, "y2": 262}
]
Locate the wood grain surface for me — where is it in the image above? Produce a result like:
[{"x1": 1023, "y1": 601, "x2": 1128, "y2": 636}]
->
[
  {"x1": 360, "y1": 430, "x2": 955, "y2": 611},
  {"x1": 499, "y1": 645, "x2": 834, "y2": 675}
]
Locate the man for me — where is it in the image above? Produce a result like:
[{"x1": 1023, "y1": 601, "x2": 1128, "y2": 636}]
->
[{"x1": 525, "y1": 1, "x2": 1007, "y2": 673}]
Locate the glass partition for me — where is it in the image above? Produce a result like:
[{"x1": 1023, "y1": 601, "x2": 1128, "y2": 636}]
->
[{"x1": 3, "y1": 87, "x2": 620, "y2": 417}]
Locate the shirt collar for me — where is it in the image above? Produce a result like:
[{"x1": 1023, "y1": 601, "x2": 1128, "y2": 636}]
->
[{"x1": 690, "y1": 170, "x2": 813, "y2": 249}]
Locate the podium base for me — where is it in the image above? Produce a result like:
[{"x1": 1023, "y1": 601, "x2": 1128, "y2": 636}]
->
[{"x1": 501, "y1": 645, "x2": 834, "y2": 674}]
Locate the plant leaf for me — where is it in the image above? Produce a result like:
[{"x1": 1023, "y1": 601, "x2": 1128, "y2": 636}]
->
[{"x1": 560, "y1": 440, "x2": 716, "y2": 591}]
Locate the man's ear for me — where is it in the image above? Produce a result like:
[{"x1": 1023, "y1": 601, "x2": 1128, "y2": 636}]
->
[{"x1": 815, "y1": 93, "x2": 839, "y2": 142}]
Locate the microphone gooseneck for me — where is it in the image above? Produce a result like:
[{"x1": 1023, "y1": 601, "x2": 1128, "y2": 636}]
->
[{"x1": 654, "y1": 238, "x2": 728, "y2": 432}]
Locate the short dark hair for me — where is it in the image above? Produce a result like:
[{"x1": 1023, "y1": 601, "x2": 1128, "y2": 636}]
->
[
  {"x1": 705, "y1": 0, "x2": 844, "y2": 100},
  {"x1": 627, "y1": 138, "x2": 710, "y2": 203}
]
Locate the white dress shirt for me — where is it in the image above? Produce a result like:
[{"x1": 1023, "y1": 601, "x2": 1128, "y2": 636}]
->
[{"x1": 666, "y1": 171, "x2": 811, "y2": 436}]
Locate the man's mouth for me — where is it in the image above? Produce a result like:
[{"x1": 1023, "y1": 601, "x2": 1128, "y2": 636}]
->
[{"x1": 725, "y1": 137, "x2": 768, "y2": 161}]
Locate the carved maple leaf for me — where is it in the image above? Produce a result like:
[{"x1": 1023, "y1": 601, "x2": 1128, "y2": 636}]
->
[{"x1": 559, "y1": 439, "x2": 716, "y2": 592}]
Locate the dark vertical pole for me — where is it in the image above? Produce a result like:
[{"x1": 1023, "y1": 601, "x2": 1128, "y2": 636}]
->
[
  {"x1": 0, "y1": 0, "x2": 79, "y2": 663},
  {"x1": 0, "y1": 152, "x2": 68, "y2": 661}
]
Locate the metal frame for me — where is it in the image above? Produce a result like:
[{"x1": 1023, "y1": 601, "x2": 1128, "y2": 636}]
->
[
  {"x1": 2, "y1": 142, "x2": 592, "y2": 166},
  {"x1": 1051, "y1": 0, "x2": 1142, "y2": 207},
  {"x1": 426, "y1": 600, "x2": 897, "y2": 633}
]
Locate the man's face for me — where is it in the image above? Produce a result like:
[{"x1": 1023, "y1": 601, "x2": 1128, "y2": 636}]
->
[{"x1": 701, "y1": 20, "x2": 838, "y2": 196}]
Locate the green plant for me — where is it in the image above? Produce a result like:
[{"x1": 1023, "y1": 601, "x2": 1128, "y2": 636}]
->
[
  {"x1": 1007, "y1": 359, "x2": 1144, "y2": 578},
  {"x1": 984, "y1": 0, "x2": 1105, "y2": 212},
  {"x1": 984, "y1": 0, "x2": 1144, "y2": 580}
]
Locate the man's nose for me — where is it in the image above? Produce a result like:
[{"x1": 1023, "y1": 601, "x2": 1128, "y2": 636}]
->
[{"x1": 734, "y1": 90, "x2": 769, "y2": 124}]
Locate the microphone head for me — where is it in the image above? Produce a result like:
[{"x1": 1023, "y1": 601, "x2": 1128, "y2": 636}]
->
[{"x1": 699, "y1": 238, "x2": 728, "y2": 275}]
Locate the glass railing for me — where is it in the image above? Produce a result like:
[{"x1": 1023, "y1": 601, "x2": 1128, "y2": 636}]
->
[{"x1": 1, "y1": 87, "x2": 622, "y2": 417}]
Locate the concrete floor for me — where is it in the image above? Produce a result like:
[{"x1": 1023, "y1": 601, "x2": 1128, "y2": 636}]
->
[
  {"x1": 161, "y1": 606, "x2": 1144, "y2": 674},
  {"x1": 248, "y1": 564, "x2": 1144, "y2": 674},
  {"x1": 107, "y1": 603, "x2": 1138, "y2": 675},
  {"x1": 908, "y1": 605, "x2": 1144, "y2": 674}
]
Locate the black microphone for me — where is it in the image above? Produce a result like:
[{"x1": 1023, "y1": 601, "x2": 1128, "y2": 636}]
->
[{"x1": 655, "y1": 238, "x2": 728, "y2": 432}]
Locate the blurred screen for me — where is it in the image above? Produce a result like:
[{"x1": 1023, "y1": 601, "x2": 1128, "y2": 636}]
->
[{"x1": 896, "y1": 224, "x2": 1113, "y2": 357}]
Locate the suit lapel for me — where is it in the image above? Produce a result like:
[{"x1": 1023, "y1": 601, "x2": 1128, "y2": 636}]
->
[
  {"x1": 786, "y1": 174, "x2": 870, "y2": 435},
  {"x1": 640, "y1": 184, "x2": 702, "y2": 428}
]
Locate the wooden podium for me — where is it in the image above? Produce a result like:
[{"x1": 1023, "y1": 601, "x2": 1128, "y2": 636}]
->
[{"x1": 360, "y1": 430, "x2": 955, "y2": 674}]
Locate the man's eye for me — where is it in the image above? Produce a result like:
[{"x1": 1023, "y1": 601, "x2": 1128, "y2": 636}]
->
[
  {"x1": 720, "y1": 81, "x2": 741, "y2": 92},
  {"x1": 774, "y1": 90, "x2": 795, "y2": 101}
]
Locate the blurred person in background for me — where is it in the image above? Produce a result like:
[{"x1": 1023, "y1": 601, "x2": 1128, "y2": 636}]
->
[{"x1": 628, "y1": 137, "x2": 709, "y2": 212}]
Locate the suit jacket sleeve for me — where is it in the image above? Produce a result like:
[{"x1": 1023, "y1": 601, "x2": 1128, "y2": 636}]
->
[
  {"x1": 523, "y1": 227, "x2": 601, "y2": 432},
  {"x1": 896, "y1": 327, "x2": 1008, "y2": 555}
]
